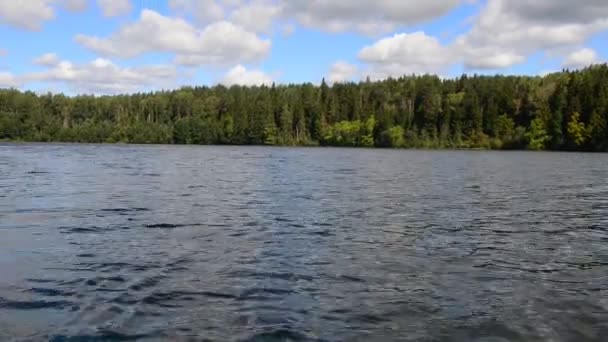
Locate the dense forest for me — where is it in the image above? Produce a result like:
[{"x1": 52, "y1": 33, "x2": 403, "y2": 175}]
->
[{"x1": 1, "y1": 64, "x2": 608, "y2": 151}]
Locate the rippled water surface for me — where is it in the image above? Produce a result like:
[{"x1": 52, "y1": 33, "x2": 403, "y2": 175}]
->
[{"x1": 1, "y1": 144, "x2": 607, "y2": 341}]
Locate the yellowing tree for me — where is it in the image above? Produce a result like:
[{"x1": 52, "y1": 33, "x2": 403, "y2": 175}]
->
[{"x1": 567, "y1": 112, "x2": 587, "y2": 147}]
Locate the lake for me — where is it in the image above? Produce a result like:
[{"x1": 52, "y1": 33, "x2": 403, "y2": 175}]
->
[{"x1": 0, "y1": 144, "x2": 607, "y2": 341}]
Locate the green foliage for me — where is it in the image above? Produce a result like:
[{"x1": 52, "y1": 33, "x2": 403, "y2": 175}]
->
[
  {"x1": 0, "y1": 111, "x2": 25, "y2": 139},
  {"x1": 361, "y1": 116, "x2": 376, "y2": 147},
  {"x1": 320, "y1": 115, "x2": 376, "y2": 147},
  {"x1": 495, "y1": 114, "x2": 515, "y2": 143},
  {"x1": 263, "y1": 124, "x2": 278, "y2": 145},
  {"x1": 1, "y1": 64, "x2": 608, "y2": 151},
  {"x1": 588, "y1": 110, "x2": 607, "y2": 150},
  {"x1": 174, "y1": 116, "x2": 216, "y2": 145},
  {"x1": 112, "y1": 121, "x2": 173, "y2": 144},
  {"x1": 567, "y1": 111, "x2": 587, "y2": 147},
  {"x1": 526, "y1": 117, "x2": 550, "y2": 150},
  {"x1": 322, "y1": 120, "x2": 362, "y2": 146},
  {"x1": 381, "y1": 126, "x2": 405, "y2": 148}
]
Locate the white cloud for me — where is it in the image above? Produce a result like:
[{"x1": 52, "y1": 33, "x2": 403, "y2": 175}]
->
[
  {"x1": 62, "y1": 0, "x2": 87, "y2": 12},
  {"x1": 563, "y1": 48, "x2": 599, "y2": 69},
  {"x1": 358, "y1": 32, "x2": 451, "y2": 79},
  {"x1": 503, "y1": 1, "x2": 608, "y2": 24},
  {"x1": 221, "y1": 0, "x2": 242, "y2": 7},
  {"x1": 328, "y1": 61, "x2": 358, "y2": 84},
  {"x1": 219, "y1": 64, "x2": 273, "y2": 86},
  {"x1": 97, "y1": 0, "x2": 132, "y2": 17},
  {"x1": 230, "y1": 1, "x2": 281, "y2": 33},
  {"x1": 0, "y1": 0, "x2": 55, "y2": 31},
  {"x1": 455, "y1": 0, "x2": 608, "y2": 70},
  {"x1": 168, "y1": 0, "x2": 224, "y2": 24},
  {"x1": 348, "y1": 0, "x2": 608, "y2": 75},
  {"x1": 24, "y1": 57, "x2": 179, "y2": 94},
  {"x1": 75, "y1": 9, "x2": 271, "y2": 67},
  {"x1": 168, "y1": 0, "x2": 464, "y2": 35},
  {"x1": 283, "y1": 0, "x2": 462, "y2": 35},
  {"x1": 460, "y1": 49, "x2": 526, "y2": 69},
  {"x1": 33, "y1": 53, "x2": 61, "y2": 66},
  {"x1": 0, "y1": 72, "x2": 21, "y2": 88}
]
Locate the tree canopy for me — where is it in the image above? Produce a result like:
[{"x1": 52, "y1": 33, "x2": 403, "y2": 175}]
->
[{"x1": 2, "y1": 64, "x2": 608, "y2": 151}]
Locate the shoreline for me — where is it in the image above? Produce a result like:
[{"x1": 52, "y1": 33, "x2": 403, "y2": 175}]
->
[{"x1": 0, "y1": 140, "x2": 598, "y2": 153}]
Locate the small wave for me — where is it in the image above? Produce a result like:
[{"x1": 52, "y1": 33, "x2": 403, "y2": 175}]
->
[
  {"x1": 239, "y1": 329, "x2": 312, "y2": 342},
  {"x1": 355, "y1": 313, "x2": 392, "y2": 324},
  {"x1": 227, "y1": 270, "x2": 314, "y2": 282},
  {"x1": 146, "y1": 223, "x2": 182, "y2": 229},
  {"x1": 145, "y1": 223, "x2": 204, "y2": 229},
  {"x1": 239, "y1": 287, "x2": 294, "y2": 300},
  {"x1": 474, "y1": 262, "x2": 561, "y2": 274},
  {"x1": 60, "y1": 226, "x2": 104, "y2": 234},
  {"x1": 76, "y1": 253, "x2": 96, "y2": 258},
  {"x1": 141, "y1": 290, "x2": 237, "y2": 307},
  {"x1": 85, "y1": 276, "x2": 127, "y2": 286},
  {"x1": 309, "y1": 230, "x2": 334, "y2": 237},
  {"x1": 49, "y1": 330, "x2": 154, "y2": 342},
  {"x1": 100, "y1": 207, "x2": 150, "y2": 213},
  {"x1": 338, "y1": 275, "x2": 365, "y2": 283},
  {"x1": 26, "y1": 278, "x2": 58, "y2": 284},
  {"x1": 0, "y1": 297, "x2": 76, "y2": 310},
  {"x1": 27, "y1": 287, "x2": 75, "y2": 297},
  {"x1": 129, "y1": 275, "x2": 163, "y2": 291},
  {"x1": 566, "y1": 261, "x2": 608, "y2": 270},
  {"x1": 78, "y1": 262, "x2": 144, "y2": 272},
  {"x1": 111, "y1": 293, "x2": 139, "y2": 305}
]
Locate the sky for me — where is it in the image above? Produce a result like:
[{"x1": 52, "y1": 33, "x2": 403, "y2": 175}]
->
[{"x1": 0, "y1": 0, "x2": 606, "y2": 95}]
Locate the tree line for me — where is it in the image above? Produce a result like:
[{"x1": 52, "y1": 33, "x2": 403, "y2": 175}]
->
[{"x1": 1, "y1": 64, "x2": 608, "y2": 151}]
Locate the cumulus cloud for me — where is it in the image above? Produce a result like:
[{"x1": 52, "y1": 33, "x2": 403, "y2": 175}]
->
[
  {"x1": 97, "y1": 0, "x2": 132, "y2": 17},
  {"x1": 327, "y1": 61, "x2": 358, "y2": 84},
  {"x1": 230, "y1": 1, "x2": 281, "y2": 33},
  {"x1": 4, "y1": 0, "x2": 608, "y2": 93},
  {"x1": 358, "y1": 32, "x2": 451, "y2": 79},
  {"x1": 62, "y1": 0, "x2": 87, "y2": 12},
  {"x1": 353, "y1": 0, "x2": 608, "y2": 77},
  {"x1": 282, "y1": 0, "x2": 462, "y2": 35},
  {"x1": 219, "y1": 64, "x2": 273, "y2": 86},
  {"x1": 0, "y1": 72, "x2": 21, "y2": 88},
  {"x1": 455, "y1": 0, "x2": 608, "y2": 70},
  {"x1": 563, "y1": 48, "x2": 599, "y2": 69},
  {"x1": 0, "y1": 0, "x2": 55, "y2": 31},
  {"x1": 75, "y1": 9, "x2": 271, "y2": 67},
  {"x1": 24, "y1": 57, "x2": 179, "y2": 94},
  {"x1": 168, "y1": 0, "x2": 224, "y2": 24},
  {"x1": 171, "y1": 0, "x2": 463, "y2": 35},
  {"x1": 33, "y1": 53, "x2": 61, "y2": 66},
  {"x1": 169, "y1": 0, "x2": 279, "y2": 33}
]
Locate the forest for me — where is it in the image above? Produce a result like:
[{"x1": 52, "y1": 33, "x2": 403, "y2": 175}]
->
[{"x1": 1, "y1": 64, "x2": 608, "y2": 151}]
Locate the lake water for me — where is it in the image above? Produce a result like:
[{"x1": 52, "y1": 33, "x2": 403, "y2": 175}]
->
[{"x1": 0, "y1": 144, "x2": 607, "y2": 341}]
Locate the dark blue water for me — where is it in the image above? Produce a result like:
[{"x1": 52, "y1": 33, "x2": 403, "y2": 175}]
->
[{"x1": 1, "y1": 144, "x2": 607, "y2": 341}]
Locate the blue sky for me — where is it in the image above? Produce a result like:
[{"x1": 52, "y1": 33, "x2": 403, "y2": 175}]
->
[{"x1": 0, "y1": 0, "x2": 606, "y2": 94}]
